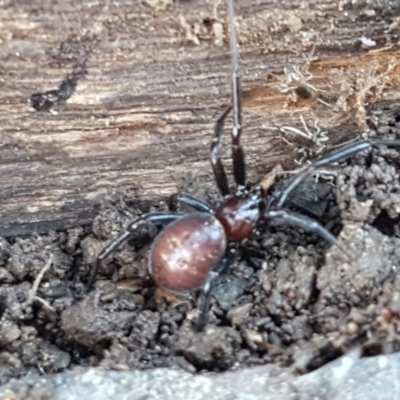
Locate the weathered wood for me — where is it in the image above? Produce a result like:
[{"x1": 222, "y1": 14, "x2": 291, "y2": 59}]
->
[{"x1": 0, "y1": 0, "x2": 399, "y2": 236}]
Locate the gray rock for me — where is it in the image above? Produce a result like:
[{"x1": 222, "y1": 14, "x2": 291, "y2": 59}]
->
[{"x1": 0, "y1": 350, "x2": 399, "y2": 400}]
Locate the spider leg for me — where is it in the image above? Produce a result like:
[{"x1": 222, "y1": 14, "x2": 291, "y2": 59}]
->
[
  {"x1": 264, "y1": 209, "x2": 353, "y2": 260},
  {"x1": 227, "y1": 0, "x2": 245, "y2": 187},
  {"x1": 277, "y1": 139, "x2": 400, "y2": 208},
  {"x1": 210, "y1": 105, "x2": 232, "y2": 196},
  {"x1": 209, "y1": 0, "x2": 245, "y2": 195},
  {"x1": 177, "y1": 193, "x2": 214, "y2": 214},
  {"x1": 86, "y1": 212, "x2": 183, "y2": 292},
  {"x1": 195, "y1": 246, "x2": 237, "y2": 331}
]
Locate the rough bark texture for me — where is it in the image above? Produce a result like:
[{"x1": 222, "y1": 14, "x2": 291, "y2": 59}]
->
[{"x1": 0, "y1": 0, "x2": 399, "y2": 236}]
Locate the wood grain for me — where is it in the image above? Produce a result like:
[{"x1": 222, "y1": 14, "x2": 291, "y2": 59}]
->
[{"x1": 0, "y1": 0, "x2": 399, "y2": 236}]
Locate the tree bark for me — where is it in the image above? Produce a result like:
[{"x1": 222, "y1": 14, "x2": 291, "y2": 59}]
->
[{"x1": 0, "y1": 0, "x2": 399, "y2": 236}]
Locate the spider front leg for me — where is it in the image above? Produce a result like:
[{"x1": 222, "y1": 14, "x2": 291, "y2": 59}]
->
[
  {"x1": 209, "y1": 97, "x2": 246, "y2": 195},
  {"x1": 86, "y1": 212, "x2": 183, "y2": 291},
  {"x1": 209, "y1": 0, "x2": 246, "y2": 196},
  {"x1": 210, "y1": 106, "x2": 232, "y2": 197},
  {"x1": 231, "y1": 73, "x2": 246, "y2": 188},
  {"x1": 277, "y1": 139, "x2": 400, "y2": 208},
  {"x1": 227, "y1": 0, "x2": 245, "y2": 188}
]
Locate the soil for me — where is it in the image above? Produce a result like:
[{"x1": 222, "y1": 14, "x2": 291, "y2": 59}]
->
[{"x1": 1, "y1": 102, "x2": 400, "y2": 385}]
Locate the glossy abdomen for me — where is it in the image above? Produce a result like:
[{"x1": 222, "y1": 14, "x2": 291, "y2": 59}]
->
[{"x1": 150, "y1": 213, "x2": 227, "y2": 292}]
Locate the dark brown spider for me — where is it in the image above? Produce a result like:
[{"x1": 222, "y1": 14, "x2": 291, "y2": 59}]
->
[{"x1": 86, "y1": 0, "x2": 400, "y2": 329}]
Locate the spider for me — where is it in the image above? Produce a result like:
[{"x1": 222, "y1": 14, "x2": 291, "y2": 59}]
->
[
  {"x1": 86, "y1": 0, "x2": 400, "y2": 329},
  {"x1": 275, "y1": 116, "x2": 329, "y2": 165},
  {"x1": 270, "y1": 64, "x2": 317, "y2": 101},
  {"x1": 267, "y1": 48, "x2": 333, "y2": 108}
]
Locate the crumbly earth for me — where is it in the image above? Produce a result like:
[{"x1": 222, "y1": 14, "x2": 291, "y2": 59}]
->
[{"x1": 1, "y1": 103, "x2": 400, "y2": 385}]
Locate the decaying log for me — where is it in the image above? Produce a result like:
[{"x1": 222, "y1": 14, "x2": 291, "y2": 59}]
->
[{"x1": 0, "y1": 0, "x2": 399, "y2": 236}]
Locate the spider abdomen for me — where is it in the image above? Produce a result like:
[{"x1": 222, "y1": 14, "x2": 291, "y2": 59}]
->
[{"x1": 150, "y1": 213, "x2": 227, "y2": 292}]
